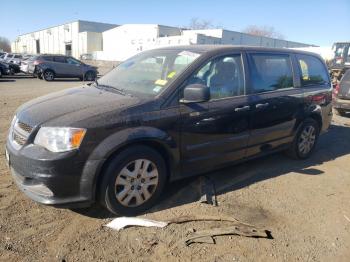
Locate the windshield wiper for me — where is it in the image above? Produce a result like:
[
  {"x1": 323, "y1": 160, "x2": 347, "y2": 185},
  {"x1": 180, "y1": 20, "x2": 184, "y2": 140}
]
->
[{"x1": 94, "y1": 80, "x2": 126, "y2": 95}]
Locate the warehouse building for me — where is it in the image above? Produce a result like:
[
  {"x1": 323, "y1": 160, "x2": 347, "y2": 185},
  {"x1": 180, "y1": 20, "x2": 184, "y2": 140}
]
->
[
  {"x1": 96, "y1": 25, "x2": 312, "y2": 61},
  {"x1": 97, "y1": 24, "x2": 182, "y2": 61},
  {"x1": 182, "y1": 29, "x2": 311, "y2": 48},
  {"x1": 11, "y1": 20, "x2": 117, "y2": 58},
  {"x1": 12, "y1": 21, "x2": 315, "y2": 61}
]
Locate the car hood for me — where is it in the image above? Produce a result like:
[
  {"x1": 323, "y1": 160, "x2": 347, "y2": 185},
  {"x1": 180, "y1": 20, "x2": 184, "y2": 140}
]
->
[{"x1": 16, "y1": 86, "x2": 146, "y2": 128}]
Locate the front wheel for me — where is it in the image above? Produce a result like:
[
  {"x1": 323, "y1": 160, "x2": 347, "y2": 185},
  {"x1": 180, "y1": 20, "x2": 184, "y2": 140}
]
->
[
  {"x1": 84, "y1": 71, "x2": 96, "y2": 81},
  {"x1": 286, "y1": 118, "x2": 320, "y2": 159},
  {"x1": 99, "y1": 145, "x2": 167, "y2": 216}
]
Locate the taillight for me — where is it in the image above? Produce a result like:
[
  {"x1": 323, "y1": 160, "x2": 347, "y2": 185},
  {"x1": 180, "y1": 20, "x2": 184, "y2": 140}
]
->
[
  {"x1": 33, "y1": 60, "x2": 43, "y2": 66},
  {"x1": 332, "y1": 83, "x2": 340, "y2": 99},
  {"x1": 334, "y1": 84, "x2": 340, "y2": 95}
]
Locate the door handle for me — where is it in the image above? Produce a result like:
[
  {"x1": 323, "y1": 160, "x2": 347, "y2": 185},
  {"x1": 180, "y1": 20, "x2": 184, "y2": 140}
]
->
[
  {"x1": 234, "y1": 105, "x2": 250, "y2": 112},
  {"x1": 255, "y1": 103, "x2": 269, "y2": 109}
]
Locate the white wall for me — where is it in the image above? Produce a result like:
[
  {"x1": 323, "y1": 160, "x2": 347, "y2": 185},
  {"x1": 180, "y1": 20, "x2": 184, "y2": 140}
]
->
[
  {"x1": 102, "y1": 24, "x2": 181, "y2": 61},
  {"x1": 12, "y1": 21, "x2": 116, "y2": 58},
  {"x1": 13, "y1": 22, "x2": 315, "y2": 62},
  {"x1": 183, "y1": 29, "x2": 312, "y2": 48}
]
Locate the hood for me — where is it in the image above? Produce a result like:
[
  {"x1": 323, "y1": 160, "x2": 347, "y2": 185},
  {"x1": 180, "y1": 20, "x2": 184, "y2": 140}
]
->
[{"x1": 16, "y1": 86, "x2": 144, "y2": 128}]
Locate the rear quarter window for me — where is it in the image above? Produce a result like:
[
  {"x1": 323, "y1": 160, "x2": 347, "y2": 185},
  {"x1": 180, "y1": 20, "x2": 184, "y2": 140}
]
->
[
  {"x1": 53, "y1": 56, "x2": 66, "y2": 63},
  {"x1": 296, "y1": 54, "x2": 329, "y2": 87}
]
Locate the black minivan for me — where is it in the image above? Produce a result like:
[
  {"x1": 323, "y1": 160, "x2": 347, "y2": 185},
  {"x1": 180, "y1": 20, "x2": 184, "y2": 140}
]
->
[{"x1": 6, "y1": 46, "x2": 332, "y2": 215}]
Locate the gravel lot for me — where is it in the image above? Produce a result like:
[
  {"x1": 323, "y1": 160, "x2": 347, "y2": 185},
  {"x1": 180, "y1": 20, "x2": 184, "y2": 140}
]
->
[{"x1": 0, "y1": 75, "x2": 350, "y2": 262}]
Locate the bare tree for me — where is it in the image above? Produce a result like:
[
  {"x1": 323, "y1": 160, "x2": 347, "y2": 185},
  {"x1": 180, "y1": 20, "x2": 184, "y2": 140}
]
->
[
  {"x1": 186, "y1": 18, "x2": 221, "y2": 30},
  {"x1": 0, "y1": 37, "x2": 11, "y2": 52},
  {"x1": 243, "y1": 25, "x2": 285, "y2": 39}
]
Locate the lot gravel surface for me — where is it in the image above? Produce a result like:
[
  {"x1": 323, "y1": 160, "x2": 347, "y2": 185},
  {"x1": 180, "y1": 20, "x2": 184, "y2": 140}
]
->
[{"x1": 0, "y1": 75, "x2": 349, "y2": 262}]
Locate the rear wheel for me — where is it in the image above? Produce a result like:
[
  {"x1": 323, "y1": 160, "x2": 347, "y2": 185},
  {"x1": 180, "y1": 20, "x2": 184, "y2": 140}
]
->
[
  {"x1": 0, "y1": 69, "x2": 2, "y2": 78},
  {"x1": 43, "y1": 70, "x2": 55, "y2": 81},
  {"x1": 286, "y1": 118, "x2": 319, "y2": 159},
  {"x1": 99, "y1": 145, "x2": 167, "y2": 216}
]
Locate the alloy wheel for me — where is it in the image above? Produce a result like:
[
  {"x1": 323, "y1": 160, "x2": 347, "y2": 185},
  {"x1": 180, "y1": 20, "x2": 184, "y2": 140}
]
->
[
  {"x1": 298, "y1": 125, "x2": 316, "y2": 155},
  {"x1": 114, "y1": 159, "x2": 159, "y2": 207},
  {"x1": 44, "y1": 71, "x2": 54, "y2": 81}
]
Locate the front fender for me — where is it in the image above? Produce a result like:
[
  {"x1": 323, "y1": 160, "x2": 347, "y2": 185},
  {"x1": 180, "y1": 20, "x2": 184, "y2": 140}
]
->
[{"x1": 80, "y1": 126, "x2": 180, "y2": 201}]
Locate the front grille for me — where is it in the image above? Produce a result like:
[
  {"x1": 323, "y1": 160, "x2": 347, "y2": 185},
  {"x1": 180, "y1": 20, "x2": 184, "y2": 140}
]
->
[{"x1": 11, "y1": 119, "x2": 33, "y2": 149}]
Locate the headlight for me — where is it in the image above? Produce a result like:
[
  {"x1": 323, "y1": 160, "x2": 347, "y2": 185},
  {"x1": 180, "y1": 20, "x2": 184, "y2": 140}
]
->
[
  {"x1": 34, "y1": 127, "x2": 86, "y2": 152},
  {"x1": 8, "y1": 115, "x2": 17, "y2": 137}
]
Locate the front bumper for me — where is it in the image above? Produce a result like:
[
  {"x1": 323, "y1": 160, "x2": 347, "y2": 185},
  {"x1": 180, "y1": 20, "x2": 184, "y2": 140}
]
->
[
  {"x1": 5, "y1": 140, "x2": 101, "y2": 208},
  {"x1": 333, "y1": 97, "x2": 350, "y2": 110}
]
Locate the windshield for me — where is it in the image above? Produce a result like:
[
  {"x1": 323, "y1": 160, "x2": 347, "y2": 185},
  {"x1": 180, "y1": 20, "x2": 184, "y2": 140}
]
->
[{"x1": 97, "y1": 49, "x2": 202, "y2": 97}]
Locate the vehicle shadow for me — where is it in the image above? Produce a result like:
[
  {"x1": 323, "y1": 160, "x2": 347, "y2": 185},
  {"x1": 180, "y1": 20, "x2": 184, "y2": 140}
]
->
[
  {"x1": 73, "y1": 124, "x2": 350, "y2": 219},
  {"x1": 51, "y1": 79, "x2": 84, "y2": 82},
  {"x1": 3, "y1": 75, "x2": 34, "y2": 79},
  {"x1": 0, "y1": 79, "x2": 16, "y2": 82}
]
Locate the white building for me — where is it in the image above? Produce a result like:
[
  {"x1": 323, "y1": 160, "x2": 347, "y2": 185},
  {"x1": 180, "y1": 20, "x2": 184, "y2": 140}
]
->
[
  {"x1": 97, "y1": 24, "x2": 181, "y2": 61},
  {"x1": 96, "y1": 26, "x2": 313, "y2": 61},
  {"x1": 12, "y1": 21, "x2": 315, "y2": 62},
  {"x1": 11, "y1": 20, "x2": 117, "y2": 58},
  {"x1": 183, "y1": 29, "x2": 311, "y2": 48}
]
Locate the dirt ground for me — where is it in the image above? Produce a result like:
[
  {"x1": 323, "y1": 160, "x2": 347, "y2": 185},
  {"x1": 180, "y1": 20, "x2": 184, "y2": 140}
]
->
[{"x1": 0, "y1": 75, "x2": 350, "y2": 262}]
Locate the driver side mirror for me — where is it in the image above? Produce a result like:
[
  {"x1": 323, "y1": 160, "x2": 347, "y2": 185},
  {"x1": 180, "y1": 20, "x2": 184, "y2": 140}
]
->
[{"x1": 180, "y1": 84, "x2": 210, "y2": 103}]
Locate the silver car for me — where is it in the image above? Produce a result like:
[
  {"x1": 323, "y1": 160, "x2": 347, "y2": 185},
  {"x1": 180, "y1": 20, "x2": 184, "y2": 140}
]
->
[
  {"x1": 36, "y1": 55, "x2": 98, "y2": 81},
  {"x1": 1, "y1": 53, "x2": 23, "y2": 65}
]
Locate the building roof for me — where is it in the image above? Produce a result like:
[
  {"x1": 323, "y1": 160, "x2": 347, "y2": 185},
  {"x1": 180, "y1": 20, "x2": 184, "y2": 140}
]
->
[{"x1": 17, "y1": 20, "x2": 118, "y2": 37}]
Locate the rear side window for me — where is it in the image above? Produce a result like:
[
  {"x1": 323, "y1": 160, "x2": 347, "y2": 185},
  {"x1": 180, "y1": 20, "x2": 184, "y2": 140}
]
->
[
  {"x1": 248, "y1": 53, "x2": 293, "y2": 94},
  {"x1": 14, "y1": 55, "x2": 22, "y2": 59},
  {"x1": 297, "y1": 54, "x2": 329, "y2": 86},
  {"x1": 54, "y1": 56, "x2": 66, "y2": 63},
  {"x1": 42, "y1": 56, "x2": 53, "y2": 61}
]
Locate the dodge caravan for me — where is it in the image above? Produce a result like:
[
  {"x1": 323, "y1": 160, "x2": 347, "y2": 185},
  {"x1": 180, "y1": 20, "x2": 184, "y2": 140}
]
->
[{"x1": 5, "y1": 46, "x2": 332, "y2": 215}]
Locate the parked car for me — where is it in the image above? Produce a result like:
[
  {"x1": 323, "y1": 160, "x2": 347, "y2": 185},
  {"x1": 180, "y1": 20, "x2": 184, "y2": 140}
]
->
[
  {"x1": 5, "y1": 46, "x2": 332, "y2": 215},
  {"x1": 80, "y1": 53, "x2": 93, "y2": 60},
  {"x1": 1, "y1": 53, "x2": 23, "y2": 65},
  {"x1": 35, "y1": 55, "x2": 97, "y2": 81},
  {"x1": 0, "y1": 62, "x2": 11, "y2": 77},
  {"x1": 333, "y1": 69, "x2": 350, "y2": 116},
  {"x1": 20, "y1": 55, "x2": 38, "y2": 75},
  {"x1": 0, "y1": 61, "x2": 20, "y2": 75}
]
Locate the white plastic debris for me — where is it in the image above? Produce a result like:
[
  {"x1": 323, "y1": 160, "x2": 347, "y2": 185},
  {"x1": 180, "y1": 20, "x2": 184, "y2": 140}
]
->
[{"x1": 105, "y1": 217, "x2": 168, "y2": 231}]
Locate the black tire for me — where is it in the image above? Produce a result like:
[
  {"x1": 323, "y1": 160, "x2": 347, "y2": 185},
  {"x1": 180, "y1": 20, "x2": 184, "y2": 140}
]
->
[
  {"x1": 43, "y1": 70, "x2": 55, "y2": 81},
  {"x1": 0, "y1": 69, "x2": 2, "y2": 78},
  {"x1": 334, "y1": 108, "x2": 346, "y2": 117},
  {"x1": 99, "y1": 145, "x2": 167, "y2": 216},
  {"x1": 84, "y1": 71, "x2": 96, "y2": 81},
  {"x1": 37, "y1": 72, "x2": 43, "y2": 79},
  {"x1": 286, "y1": 118, "x2": 320, "y2": 159}
]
